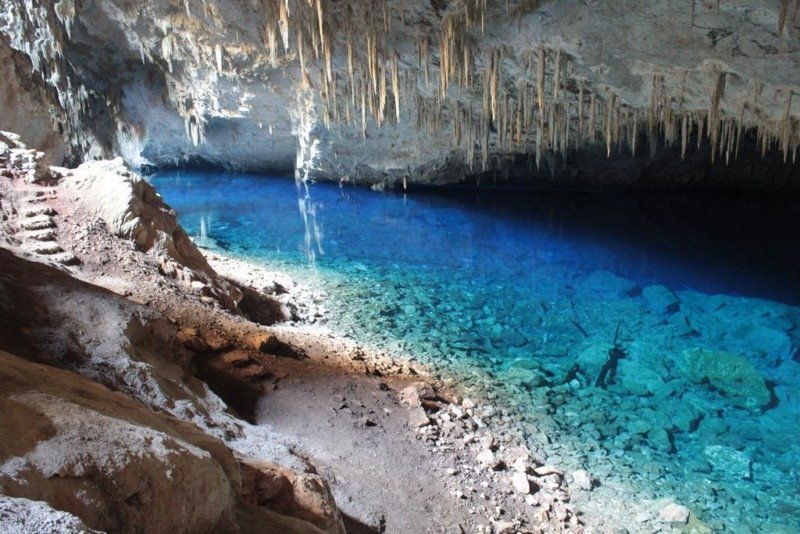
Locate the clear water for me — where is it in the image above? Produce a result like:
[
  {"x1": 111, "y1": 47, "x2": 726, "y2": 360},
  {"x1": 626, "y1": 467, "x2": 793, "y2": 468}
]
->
[{"x1": 152, "y1": 171, "x2": 800, "y2": 532}]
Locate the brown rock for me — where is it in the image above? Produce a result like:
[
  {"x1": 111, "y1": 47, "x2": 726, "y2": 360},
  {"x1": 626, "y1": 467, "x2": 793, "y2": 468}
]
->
[{"x1": 0, "y1": 350, "x2": 237, "y2": 534}]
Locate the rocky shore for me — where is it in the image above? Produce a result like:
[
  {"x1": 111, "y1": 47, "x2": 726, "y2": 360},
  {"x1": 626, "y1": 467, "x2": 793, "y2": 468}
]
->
[{"x1": 0, "y1": 131, "x2": 625, "y2": 533}]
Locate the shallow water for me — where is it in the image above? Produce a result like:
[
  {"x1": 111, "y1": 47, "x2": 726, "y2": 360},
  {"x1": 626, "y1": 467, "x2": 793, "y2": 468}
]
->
[{"x1": 152, "y1": 171, "x2": 800, "y2": 532}]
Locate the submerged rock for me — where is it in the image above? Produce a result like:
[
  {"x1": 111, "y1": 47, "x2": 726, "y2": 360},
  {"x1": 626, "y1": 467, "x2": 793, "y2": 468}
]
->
[
  {"x1": 682, "y1": 349, "x2": 771, "y2": 411},
  {"x1": 704, "y1": 445, "x2": 753, "y2": 480},
  {"x1": 642, "y1": 285, "x2": 680, "y2": 314}
]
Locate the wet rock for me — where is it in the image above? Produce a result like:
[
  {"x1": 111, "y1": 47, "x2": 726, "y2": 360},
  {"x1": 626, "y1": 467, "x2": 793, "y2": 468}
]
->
[
  {"x1": 511, "y1": 471, "x2": 531, "y2": 494},
  {"x1": 740, "y1": 325, "x2": 793, "y2": 361},
  {"x1": 576, "y1": 343, "x2": 614, "y2": 382},
  {"x1": 627, "y1": 419, "x2": 653, "y2": 435},
  {"x1": 571, "y1": 470, "x2": 594, "y2": 491},
  {"x1": 643, "y1": 285, "x2": 680, "y2": 314},
  {"x1": 648, "y1": 428, "x2": 673, "y2": 453},
  {"x1": 581, "y1": 270, "x2": 638, "y2": 297},
  {"x1": 659, "y1": 503, "x2": 690, "y2": 524},
  {"x1": 683, "y1": 349, "x2": 771, "y2": 411},
  {"x1": 617, "y1": 360, "x2": 666, "y2": 397},
  {"x1": 704, "y1": 445, "x2": 752, "y2": 480}
]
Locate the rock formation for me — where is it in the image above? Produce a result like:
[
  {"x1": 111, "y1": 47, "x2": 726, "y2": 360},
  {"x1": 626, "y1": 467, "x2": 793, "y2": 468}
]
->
[{"x1": 0, "y1": 0, "x2": 799, "y2": 188}]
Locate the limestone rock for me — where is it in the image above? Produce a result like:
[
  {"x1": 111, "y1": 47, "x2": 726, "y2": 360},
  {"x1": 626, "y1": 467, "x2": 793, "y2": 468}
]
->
[
  {"x1": 571, "y1": 470, "x2": 594, "y2": 491},
  {"x1": 511, "y1": 471, "x2": 531, "y2": 495},
  {"x1": 68, "y1": 159, "x2": 242, "y2": 311},
  {"x1": 617, "y1": 360, "x2": 666, "y2": 397},
  {"x1": 399, "y1": 382, "x2": 435, "y2": 407},
  {"x1": 642, "y1": 285, "x2": 680, "y2": 314},
  {"x1": 476, "y1": 449, "x2": 502, "y2": 471},
  {"x1": 0, "y1": 496, "x2": 93, "y2": 533},
  {"x1": 239, "y1": 459, "x2": 345, "y2": 534},
  {"x1": 704, "y1": 445, "x2": 752, "y2": 480},
  {"x1": 683, "y1": 349, "x2": 771, "y2": 411},
  {"x1": 0, "y1": 349, "x2": 238, "y2": 533},
  {"x1": 659, "y1": 503, "x2": 690, "y2": 524},
  {"x1": 408, "y1": 407, "x2": 430, "y2": 428}
]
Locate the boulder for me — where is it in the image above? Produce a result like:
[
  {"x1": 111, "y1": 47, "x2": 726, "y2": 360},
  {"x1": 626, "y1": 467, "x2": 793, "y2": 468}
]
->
[
  {"x1": 682, "y1": 349, "x2": 771, "y2": 411},
  {"x1": 617, "y1": 360, "x2": 665, "y2": 397},
  {"x1": 239, "y1": 459, "x2": 345, "y2": 533},
  {"x1": 0, "y1": 350, "x2": 238, "y2": 533},
  {"x1": 68, "y1": 159, "x2": 242, "y2": 310}
]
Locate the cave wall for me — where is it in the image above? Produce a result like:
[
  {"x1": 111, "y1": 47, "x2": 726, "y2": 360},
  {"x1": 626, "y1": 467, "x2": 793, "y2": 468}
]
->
[
  {"x1": 0, "y1": 0, "x2": 799, "y2": 188},
  {"x1": 0, "y1": 37, "x2": 70, "y2": 165}
]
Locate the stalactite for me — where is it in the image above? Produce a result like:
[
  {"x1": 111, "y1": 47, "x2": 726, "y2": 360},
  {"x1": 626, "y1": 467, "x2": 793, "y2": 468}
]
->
[
  {"x1": 297, "y1": 29, "x2": 308, "y2": 87},
  {"x1": 278, "y1": 0, "x2": 290, "y2": 52},
  {"x1": 378, "y1": 62, "x2": 387, "y2": 125},
  {"x1": 360, "y1": 75, "x2": 367, "y2": 139},
  {"x1": 708, "y1": 71, "x2": 727, "y2": 161},
  {"x1": 681, "y1": 114, "x2": 688, "y2": 160},
  {"x1": 735, "y1": 103, "x2": 745, "y2": 159},
  {"x1": 161, "y1": 33, "x2": 175, "y2": 73},
  {"x1": 536, "y1": 47, "x2": 545, "y2": 113},
  {"x1": 215, "y1": 43, "x2": 223, "y2": 73},
  {"x1": 418, "y1": 36, "x2": 430, "y2": 86},
  {"x1": 781, "y1": 91, "x2": 794, "y2": 161},
  {"x1": 589, "y1": 92, "x2": 596, "y2": 142},
  {"x1": 779, "y1": 0, "x2": 790, "y2": 36},
  {"x1": 265, "y1": 23, "x2": 279, "y2": 67},
  {"x1": 606, "y1": 93, "x2": 616, "y2": 157},
  {"x1": 578, "y1": 82, "x2": 584, "y2": 141},
  {"x1": 533, "y1": 113, "x2": 542, "y2": 169},
  {"x1": 690, "y1": 0, "x2": 696, "y2": 26},
  {"x1": 347, "y1": 33, "x2": 355, "y2": 104},
  {"x1": 391, "y1": 52, "x2": 400, "y2": 122},
  {"x1": 553, "y1": 49, "x2": 561, "y2": 102},
  {"x1": 315, "y1": 0, "x2": 325, "y2": 55}
]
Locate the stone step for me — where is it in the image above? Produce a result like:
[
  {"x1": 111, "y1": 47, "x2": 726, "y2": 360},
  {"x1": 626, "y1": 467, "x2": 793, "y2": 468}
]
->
[
  {"x1": 19, "y1": 216, "x2": 56, "y2": 231},
  {"x1": 24, "y1": 206, "x2": 57, "y2": 218},
  {"x1": 54, "y1": 253, "x2": 81, "y2": 266},
  {"x1": 23, "y1": 229, "x2": 57, "y2": 241},
  {"x1": 27, "y1": 243, "x2": 64, "y2": 255}
]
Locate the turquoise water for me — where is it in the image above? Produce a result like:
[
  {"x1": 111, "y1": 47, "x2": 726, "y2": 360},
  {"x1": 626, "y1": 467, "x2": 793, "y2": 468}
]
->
[{"x1": 152, "y1": 171, "x2": 800, "y2": 532}]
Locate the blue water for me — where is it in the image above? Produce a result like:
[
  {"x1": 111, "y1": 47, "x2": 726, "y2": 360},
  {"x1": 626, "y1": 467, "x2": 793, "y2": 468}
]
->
[{"x1": 152, "y1": 171, "x2": 800, "y2": 532}]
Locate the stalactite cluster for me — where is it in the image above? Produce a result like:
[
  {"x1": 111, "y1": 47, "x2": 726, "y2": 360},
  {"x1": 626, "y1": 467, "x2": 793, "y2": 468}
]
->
[
  {"x1": 240, "y1": 0, "x2": 799, "y2": 174},
  {"x1": 1, "y1": 0, "x2": 799, "y2": 175}
]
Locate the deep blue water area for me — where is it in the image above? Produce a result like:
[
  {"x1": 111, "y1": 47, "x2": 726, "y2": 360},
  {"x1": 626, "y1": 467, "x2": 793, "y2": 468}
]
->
[{"x1": 152, "y1": 170, "x2": 800, "y2": 532}]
